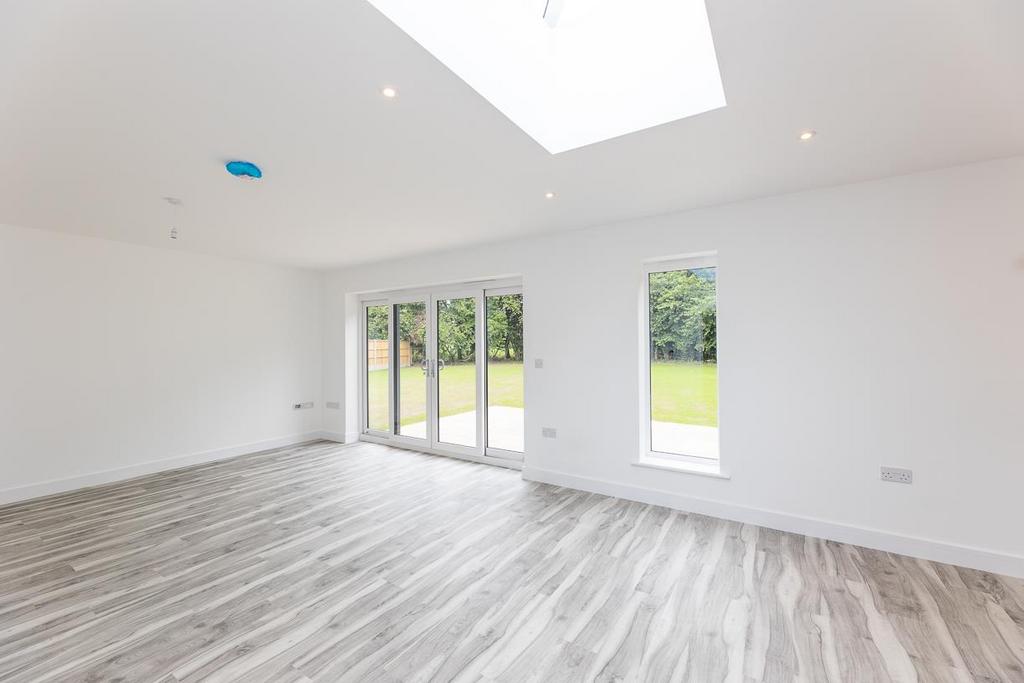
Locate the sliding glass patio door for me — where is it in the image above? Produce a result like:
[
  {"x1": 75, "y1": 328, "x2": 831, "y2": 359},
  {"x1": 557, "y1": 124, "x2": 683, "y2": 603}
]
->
[
  {"x1": 434, "y1": 291, "x2": 483, "y2": 452},
  {"x1": 361, "y1": 282, "x2": 523, "y2": 462},
  {"x1": 484, "y1": 289, "x2": 524, "y2": 455},
  {"x1": 392, "y1": 296, "x2": 430, "y2": 444}
]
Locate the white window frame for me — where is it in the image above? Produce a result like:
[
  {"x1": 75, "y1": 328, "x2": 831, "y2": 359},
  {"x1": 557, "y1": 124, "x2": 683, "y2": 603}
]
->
[{"x1": 637, "y1": 253, "x2": 726, "y2": 478}]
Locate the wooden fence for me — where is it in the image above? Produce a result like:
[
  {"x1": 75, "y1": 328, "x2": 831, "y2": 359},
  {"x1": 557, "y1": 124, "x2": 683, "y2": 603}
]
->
[{"x1": 367, "y1": 339, "x2": 411, "y2": 370}]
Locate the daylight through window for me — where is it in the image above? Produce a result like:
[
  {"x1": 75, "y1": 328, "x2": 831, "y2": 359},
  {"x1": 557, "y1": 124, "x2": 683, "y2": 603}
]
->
[{"x1": 646, "y1": 259, "x2": 718, "y2": 460}]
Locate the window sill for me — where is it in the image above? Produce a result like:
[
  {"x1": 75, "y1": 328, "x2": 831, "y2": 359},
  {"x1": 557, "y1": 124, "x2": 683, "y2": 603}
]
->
[{"x1": 633, "y1": 455, "x2": 730, "y2": 480}]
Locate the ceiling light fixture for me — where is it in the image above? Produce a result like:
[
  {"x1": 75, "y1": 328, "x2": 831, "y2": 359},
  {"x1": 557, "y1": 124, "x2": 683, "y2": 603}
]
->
[
  {"x1": 545, "y1": 191, "x2": 556, "y2": 199},
  {"x1": 381, "y1": 86, "x2": 398, "y2": 99},
  {"x1": 799, "y1": 129, "x2": 817, "y2": 142},
  {"x1": 225, "y1": 160, "x2": 262, "y2": 179}
]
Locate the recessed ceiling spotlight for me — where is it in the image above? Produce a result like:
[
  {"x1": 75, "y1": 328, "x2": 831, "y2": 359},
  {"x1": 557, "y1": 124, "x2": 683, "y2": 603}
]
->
[
  {"x1": 544, "y1": 191, "x2": 556, "y2": 199},
  {"x1": 799, "y1": 129, "x2": 817, "y2": 142},
  {"x1": 381, "y1": 86, "x2": 398, "y2": 99}
]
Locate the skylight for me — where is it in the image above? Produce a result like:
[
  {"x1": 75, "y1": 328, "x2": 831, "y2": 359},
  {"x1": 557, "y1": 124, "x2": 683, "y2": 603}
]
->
[{"x1": 366, "y1": 0, "x2": 726, "y2": 153}]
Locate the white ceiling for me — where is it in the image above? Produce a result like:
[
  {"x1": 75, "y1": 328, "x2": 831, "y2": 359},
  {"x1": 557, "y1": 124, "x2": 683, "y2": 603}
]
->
[{"x1": 1, "y1": 0, "x2": 1022, "y2": 269}]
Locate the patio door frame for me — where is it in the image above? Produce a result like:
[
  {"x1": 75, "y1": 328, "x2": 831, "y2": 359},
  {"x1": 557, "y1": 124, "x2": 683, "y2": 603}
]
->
[
  {"x1": 431, "y1": 287, "x2": 486, "y2": 459},
  {"x1": 361, "y1": 297, "x2": 393, "y2": 442},
  {"x1": 481, "y1": 285, "x2": 526, "y2": 462},
  {"x1": 358, "y1": 278, "x2": 524, "y2": 466},
  {"x1": 388, "y1": 290, "x2": 433, "y2": 451}
]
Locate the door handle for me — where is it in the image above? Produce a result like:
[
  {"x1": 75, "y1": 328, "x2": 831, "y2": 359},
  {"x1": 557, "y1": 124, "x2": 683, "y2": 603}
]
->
[
  {"x1": 421, "y1": 359, "x2": 429, "y2": 375},
  {"x1": 437, "y1": 359, "x2": 446, "y2": 374}
]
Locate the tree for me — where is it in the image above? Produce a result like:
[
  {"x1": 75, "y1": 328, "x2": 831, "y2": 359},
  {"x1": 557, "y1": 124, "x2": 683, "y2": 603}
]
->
[
  {"x1": 367, "y1": 295, "x2": 525, "y2": 366},
  {"x1": 649, "y1": 269, "x2": 716, "y2": 362},
  {"x1": 437, "y1": 298, "x2": 476, "y2": 362},
  {"x1": 487, "y1": 294, "x2": 523, "y2": 361},
  {"x1": 366, "y1": 306, "x2": 388, "y2": 340}
]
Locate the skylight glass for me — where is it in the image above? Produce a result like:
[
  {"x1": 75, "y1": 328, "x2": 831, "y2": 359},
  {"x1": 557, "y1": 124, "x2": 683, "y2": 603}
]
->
[{"x1": 366, "y1": 0, "x2": 726, "y2": 153}]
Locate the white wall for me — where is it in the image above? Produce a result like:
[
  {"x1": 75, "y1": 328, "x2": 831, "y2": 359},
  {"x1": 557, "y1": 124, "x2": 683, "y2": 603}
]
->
[
  {"x1": 324, "y1": 156, "x2": 1024, "y2": 575},
  {"x1": 0, "y1": 223, "x2": 324, "y2": 501},
  {"x1": 3, "y1": 157, "x2": 1020, "y2": 575}
]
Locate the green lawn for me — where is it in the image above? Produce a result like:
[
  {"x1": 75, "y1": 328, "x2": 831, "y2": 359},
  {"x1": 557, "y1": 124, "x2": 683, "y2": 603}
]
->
[
  {"x1": 651, "y1": 361, "x2": 718, "y2": 427},
  {"x1": 368, "y1": 361, "x2": 523, "y2": 429},
  {"x1": 367, "y1": 360, "x2": 715, "y2": 430}
]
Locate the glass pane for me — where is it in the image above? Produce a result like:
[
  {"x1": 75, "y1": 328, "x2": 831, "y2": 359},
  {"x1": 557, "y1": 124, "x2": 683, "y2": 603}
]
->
[
  {"x1": 648, "y1": 267, "x2": 718, "y2": 458},
  {"x1": 486, "y1": 294, "x2": 524, "y2": 452},
  {"x1": 395, "y1": 302, "x2": 428, "y2": 438},
  {"x1": 436, "y1": 297, "x2": 477, "y2": 447},
  {"x1": 365, "y1": 305, "x2": 390, "y2": 432}
]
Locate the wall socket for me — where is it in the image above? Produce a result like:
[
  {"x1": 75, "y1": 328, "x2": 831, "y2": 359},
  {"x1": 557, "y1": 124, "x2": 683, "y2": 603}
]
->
[
  {"x1": 534, "y1": 358, "x2": 544, "y2": 369},
  {"x1": 293, "y1": 402, "x2": 314, "y2": 410},
  {"x1": 880, "y1": 466, "x2": 913, "y2": 484},
  {"x1": 542, "y1": 427, "x2": 557, "y2": 438}
]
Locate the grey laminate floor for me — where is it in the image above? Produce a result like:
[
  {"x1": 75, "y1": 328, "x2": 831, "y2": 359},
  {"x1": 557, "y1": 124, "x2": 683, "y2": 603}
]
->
[{"x1": 1, "y1": 441, "x2": 1023, "y2": 682}]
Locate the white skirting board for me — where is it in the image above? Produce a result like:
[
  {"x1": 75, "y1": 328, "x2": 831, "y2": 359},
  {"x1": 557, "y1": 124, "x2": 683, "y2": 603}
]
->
[
  {"x1": 318, "y1": 430, "x2": 355, "y2": 443},
  {"x1": 522, "y1": 465, "x2": 1024, "y2": 579},
  {"x1": 5, "y1": 438, "x2": 1018, "y2": 578},
  {"x1": 0, "y1": 432, "x2": 338, "y2": 507}
]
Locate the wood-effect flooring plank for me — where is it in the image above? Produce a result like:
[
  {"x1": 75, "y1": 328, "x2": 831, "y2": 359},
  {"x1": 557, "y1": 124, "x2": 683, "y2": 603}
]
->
[{"x1": 0, "y1": 441, "x2": 1022, "y2": 682}]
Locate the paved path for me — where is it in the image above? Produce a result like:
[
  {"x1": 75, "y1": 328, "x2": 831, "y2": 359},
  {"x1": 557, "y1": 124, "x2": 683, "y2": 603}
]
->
[
  {"x1": 404, "y1": 412, "x2": 711, "y2": 458},
  {"x1": 651, "y1": 421, "x2": 719, "y2": 459},
  {"x1": 401, "y1": 406, "x2": 524, "y2": 452}
]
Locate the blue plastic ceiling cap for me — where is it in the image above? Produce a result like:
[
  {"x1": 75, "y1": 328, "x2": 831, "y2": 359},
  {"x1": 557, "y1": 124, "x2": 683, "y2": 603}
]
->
[{"x1": 225, "y1": 160, "x2": 262, "y2": 179}]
